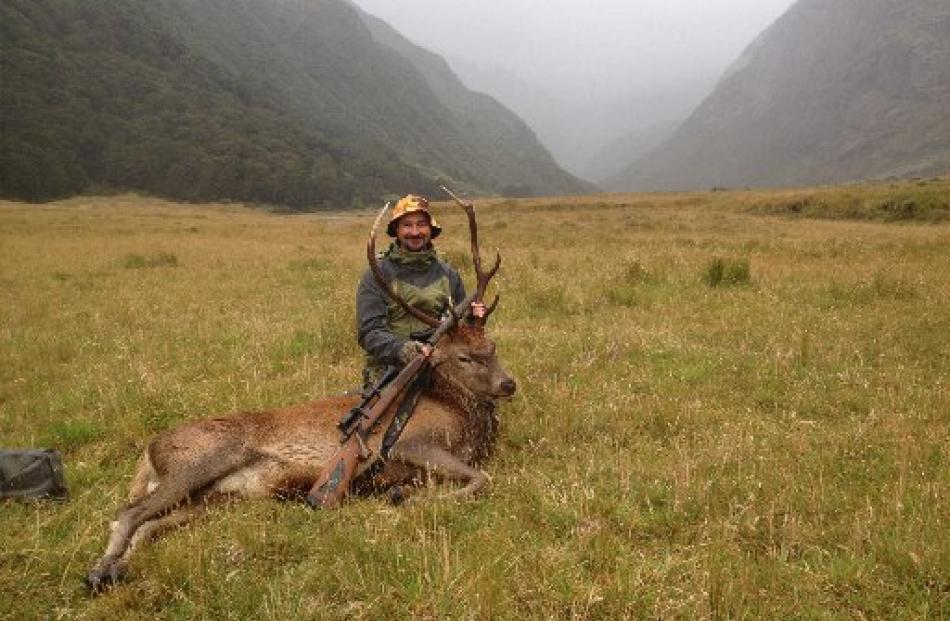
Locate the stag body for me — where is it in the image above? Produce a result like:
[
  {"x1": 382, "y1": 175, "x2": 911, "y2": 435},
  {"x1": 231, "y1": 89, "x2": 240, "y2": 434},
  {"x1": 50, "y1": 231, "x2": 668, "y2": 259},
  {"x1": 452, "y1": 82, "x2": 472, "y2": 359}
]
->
[
  {"x1": 87, "y1": 328, "x2": 514, "y2": 592},
  {"x1": 87, "y1": 194, "x2": 513, "y2": 593}
]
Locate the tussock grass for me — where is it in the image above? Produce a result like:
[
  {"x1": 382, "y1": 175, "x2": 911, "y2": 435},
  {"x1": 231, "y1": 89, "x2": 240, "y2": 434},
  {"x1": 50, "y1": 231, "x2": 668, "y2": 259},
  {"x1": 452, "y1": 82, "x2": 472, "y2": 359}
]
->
[
  {"x1": 1, "y1": 181, "x2": 948, "y2": 619},
  {"x1": 703, "y1": 257, "x2": 751, "y2": 287}
]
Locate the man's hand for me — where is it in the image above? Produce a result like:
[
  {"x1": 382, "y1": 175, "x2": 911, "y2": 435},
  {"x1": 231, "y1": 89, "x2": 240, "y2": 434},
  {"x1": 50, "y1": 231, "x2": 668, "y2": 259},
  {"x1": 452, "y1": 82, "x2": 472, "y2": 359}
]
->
[
  {"x1": 399, "y1": 340, "x2": 432, "y2": 363},
  {"x1": 471, "y1": 301, "x2": 487, "y2": 319}
]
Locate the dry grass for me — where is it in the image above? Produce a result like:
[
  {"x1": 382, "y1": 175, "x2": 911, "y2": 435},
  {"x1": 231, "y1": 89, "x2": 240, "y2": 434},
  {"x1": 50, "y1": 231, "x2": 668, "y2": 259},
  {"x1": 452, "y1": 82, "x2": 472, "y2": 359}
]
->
[{"x1": 1, "y1": 179, "x2": 948, "y2": 619}]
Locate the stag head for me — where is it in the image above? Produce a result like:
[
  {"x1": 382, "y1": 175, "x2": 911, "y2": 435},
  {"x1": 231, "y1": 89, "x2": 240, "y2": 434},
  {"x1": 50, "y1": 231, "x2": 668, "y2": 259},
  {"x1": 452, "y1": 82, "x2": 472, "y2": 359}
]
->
[{"x1": 429, "y1": 325, "x2": 516, "y2": 399}]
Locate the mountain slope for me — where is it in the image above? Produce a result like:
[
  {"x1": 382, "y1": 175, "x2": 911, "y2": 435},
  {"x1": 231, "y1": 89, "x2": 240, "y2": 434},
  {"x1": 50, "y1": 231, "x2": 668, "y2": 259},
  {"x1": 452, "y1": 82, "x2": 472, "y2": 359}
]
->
[
  {"x1": 356, "y1": 8, "x2": 590, "y2": 197},
  {"x1": 0, "y1": 0, "x2": 584, "y2": 207},
  {"x1": 583, "y1": 120, "x2": 679, "y2": 184},
  {"x1": 606, "y1": 0, "x2": 950, "y2": 191}
]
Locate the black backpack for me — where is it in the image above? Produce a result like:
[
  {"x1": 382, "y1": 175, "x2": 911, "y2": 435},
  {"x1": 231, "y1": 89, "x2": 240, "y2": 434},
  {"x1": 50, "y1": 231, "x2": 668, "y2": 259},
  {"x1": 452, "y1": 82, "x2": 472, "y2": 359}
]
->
[{"x1": 0, "y1": 448, "x2": 68, "y2": 501}]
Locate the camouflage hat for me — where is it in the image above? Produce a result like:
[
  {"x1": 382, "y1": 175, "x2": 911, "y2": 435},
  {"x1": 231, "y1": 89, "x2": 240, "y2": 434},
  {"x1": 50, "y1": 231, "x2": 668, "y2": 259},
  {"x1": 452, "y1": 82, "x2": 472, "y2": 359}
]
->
[{"x1": 387, "y1": 194, "x2": 441, "y2": 238}]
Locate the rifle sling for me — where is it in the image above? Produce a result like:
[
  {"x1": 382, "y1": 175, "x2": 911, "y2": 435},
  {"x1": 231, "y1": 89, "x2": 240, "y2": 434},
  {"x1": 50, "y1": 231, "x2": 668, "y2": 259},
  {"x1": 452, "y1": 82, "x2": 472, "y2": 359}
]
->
[{"x1": 380, "y1": 366, "x2": 432, "y2": 460}]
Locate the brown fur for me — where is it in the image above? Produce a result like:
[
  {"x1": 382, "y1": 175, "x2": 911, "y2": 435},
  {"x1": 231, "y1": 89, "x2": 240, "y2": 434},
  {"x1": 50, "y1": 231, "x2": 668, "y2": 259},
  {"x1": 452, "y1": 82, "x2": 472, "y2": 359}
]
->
[{"x1": 85, "y1": 327, "x2": 516, "y2": 593}]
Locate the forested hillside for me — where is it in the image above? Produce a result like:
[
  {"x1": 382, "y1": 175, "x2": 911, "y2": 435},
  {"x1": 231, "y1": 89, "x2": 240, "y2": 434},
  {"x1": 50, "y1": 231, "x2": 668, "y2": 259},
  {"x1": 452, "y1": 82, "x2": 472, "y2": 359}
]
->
[
  {"x1": 357, "y1": 8, "x2": 589, "y2": 199},
  {"x1": 0, "y1": 0, "x2": 585, "y2": 208},
  {"x1": 607, "y1": 0, "x2": 950, "y2": 191}
]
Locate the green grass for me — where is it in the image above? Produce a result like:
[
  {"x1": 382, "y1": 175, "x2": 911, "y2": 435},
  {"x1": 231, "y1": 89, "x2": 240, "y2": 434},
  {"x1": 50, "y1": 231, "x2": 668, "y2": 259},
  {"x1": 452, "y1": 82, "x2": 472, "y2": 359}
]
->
[{"x1": 1, "y1": 182, "x2": 948, "y2": 619}]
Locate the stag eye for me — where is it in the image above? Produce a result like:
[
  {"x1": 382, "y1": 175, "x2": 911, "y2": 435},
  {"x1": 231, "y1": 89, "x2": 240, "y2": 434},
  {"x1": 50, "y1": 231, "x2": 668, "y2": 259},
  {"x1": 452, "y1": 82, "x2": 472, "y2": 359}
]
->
[{"x1": 458, "y1": 354, "x2": 488, "y2": 367}]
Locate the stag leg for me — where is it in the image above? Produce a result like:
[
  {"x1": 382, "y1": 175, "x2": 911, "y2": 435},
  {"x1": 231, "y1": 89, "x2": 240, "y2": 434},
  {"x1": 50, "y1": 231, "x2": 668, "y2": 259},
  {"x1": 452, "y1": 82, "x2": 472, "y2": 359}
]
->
[
  {"x1": 386, "y1": 484, "x2": 418, "y2": 505},
  {"x1": 386, "y1": 441, "x2": 490, "y2": 501},
  {"x1": 87, "y1": 505, "x2": 207, "y2": 592},
  {"x1": 86, "y1": 446, "x2": 257, "y2": 594},
  {"x1": 122, "y1": 504, "x2": 207, "y2": 562}
]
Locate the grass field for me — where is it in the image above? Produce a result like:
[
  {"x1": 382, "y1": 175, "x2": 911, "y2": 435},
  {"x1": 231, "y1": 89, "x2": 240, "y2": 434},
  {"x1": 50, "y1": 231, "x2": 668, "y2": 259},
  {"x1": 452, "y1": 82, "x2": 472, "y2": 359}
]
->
[{"x1": 1, "y1": 179, "x2": 948, "y2": 619}]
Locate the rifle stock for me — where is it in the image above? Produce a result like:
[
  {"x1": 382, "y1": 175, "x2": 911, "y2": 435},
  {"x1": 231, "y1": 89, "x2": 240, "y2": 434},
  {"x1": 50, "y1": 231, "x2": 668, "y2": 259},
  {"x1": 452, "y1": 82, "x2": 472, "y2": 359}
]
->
[
  {"x1": 305, "y1": 353, "x2": 427, "y2": 509},
  {"x1": 305, "y1": 441, "x2": 362, "y2": 509}
]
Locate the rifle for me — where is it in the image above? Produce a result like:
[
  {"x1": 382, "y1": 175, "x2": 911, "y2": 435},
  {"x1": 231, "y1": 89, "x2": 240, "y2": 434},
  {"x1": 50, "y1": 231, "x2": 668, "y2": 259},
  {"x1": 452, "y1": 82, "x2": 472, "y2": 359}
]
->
[
  {"x1": 304, "y1": 352, "x2": 429, "y2": 508},
  {"x1": 336, "y1": 365, "x2": 399, "y2": 439},
  {"x1": 305, "y1": 293, "x2": 476, "y2": 509}
]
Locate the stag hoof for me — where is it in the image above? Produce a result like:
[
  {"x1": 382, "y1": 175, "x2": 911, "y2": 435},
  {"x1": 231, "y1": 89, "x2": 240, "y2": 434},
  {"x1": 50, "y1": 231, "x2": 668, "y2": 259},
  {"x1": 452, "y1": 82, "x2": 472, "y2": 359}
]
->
[
  {"x1": 387, "y1": 485, "x2": 410, "y2": 506},
  {"x1": 85, "y1": 560, "x2": 128, "y2": 595}
]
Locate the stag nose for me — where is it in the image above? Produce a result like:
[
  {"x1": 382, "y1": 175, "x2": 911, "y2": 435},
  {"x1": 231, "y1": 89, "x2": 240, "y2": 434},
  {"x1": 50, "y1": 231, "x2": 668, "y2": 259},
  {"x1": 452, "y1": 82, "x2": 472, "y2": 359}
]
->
[{"x1": 498, "y1": 377, "x2": 517, "y2": 397}]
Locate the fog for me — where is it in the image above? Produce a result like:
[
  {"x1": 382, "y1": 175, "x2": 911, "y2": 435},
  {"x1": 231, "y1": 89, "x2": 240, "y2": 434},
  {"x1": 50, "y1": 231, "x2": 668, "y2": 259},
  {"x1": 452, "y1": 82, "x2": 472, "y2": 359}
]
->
[{"x1": 350, "y1": 0, "x2": 797, "y2": 179}]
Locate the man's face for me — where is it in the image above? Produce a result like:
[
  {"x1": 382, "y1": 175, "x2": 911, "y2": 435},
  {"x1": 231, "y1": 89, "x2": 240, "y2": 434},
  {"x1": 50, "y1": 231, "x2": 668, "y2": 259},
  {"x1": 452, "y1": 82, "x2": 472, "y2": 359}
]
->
[{"x1": 395, "y1": 211, "x2": 432, "y2": 252}]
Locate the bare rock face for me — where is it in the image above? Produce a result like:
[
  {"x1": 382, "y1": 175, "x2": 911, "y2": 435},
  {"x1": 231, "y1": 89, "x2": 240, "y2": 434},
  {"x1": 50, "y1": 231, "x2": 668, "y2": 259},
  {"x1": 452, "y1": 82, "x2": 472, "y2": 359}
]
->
[{"x1": 606, "y1": 0, "x2": 950, "y2": 191}]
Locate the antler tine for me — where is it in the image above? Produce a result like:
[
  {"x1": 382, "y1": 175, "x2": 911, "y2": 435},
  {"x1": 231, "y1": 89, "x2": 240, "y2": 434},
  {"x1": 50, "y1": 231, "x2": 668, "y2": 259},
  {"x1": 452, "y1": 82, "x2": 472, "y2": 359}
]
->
[
  {"x1": 440, "y1": 186, "x2": 483, "y2": 271},
  {"x1": 483, "y1": 293, "x2": 500, "y2": 319},
  {"x1": 440, "y1": 186, "x2": 502, "y2": 324},
  {"x1": 473, "y1": 251, "x2": 501, "y2": 316},
  {"x1": 367, "y1": 202, "x2": 441, "y2": 329},
  {"x1": 485, "y1": 249, "x2": 501, "y2": 282}
]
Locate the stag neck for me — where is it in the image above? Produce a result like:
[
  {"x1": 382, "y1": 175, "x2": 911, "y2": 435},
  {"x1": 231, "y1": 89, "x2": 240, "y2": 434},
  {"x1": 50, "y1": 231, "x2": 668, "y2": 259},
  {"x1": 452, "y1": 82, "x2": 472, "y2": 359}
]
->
[{"x1": 426, "y1": 370, "x2": 499, "y2": 465}]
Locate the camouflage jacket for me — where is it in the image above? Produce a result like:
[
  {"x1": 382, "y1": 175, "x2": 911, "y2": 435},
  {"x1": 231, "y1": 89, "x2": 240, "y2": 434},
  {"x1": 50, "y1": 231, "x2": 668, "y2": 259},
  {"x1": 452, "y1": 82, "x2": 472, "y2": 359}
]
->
[{"x1": 356, "y1": 243, "x2": 465, "y2": 377}]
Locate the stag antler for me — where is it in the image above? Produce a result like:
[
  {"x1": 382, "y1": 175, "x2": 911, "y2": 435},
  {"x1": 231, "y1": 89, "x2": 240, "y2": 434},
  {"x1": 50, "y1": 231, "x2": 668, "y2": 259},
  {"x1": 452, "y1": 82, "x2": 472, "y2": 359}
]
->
[
  {"x1": 367, "y1": 203, "x2": 442, "y2": 329},
  {"x1": 440, "y1": 186, "x2": 500, "y2": 324}
]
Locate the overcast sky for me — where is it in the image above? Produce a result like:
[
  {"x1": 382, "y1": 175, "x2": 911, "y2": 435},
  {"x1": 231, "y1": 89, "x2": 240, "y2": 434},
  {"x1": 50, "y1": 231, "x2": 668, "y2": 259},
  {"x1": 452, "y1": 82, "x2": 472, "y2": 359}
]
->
[
  {"x1": 349, "y1": 0, "x2": 798, "y2": 176},
  {"x1": 351, "y1": 1, "x2": 795, "y2": 96}
]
